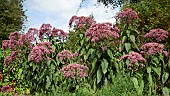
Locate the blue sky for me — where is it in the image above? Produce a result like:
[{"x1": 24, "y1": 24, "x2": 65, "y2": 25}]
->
[{"x1": 23, "y1": 0, "x2": 120, "y2": 32}]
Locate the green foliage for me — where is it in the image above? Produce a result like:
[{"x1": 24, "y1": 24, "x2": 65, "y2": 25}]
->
[
  {"x1": 31, "y1": 75, "x2": 137, "y2": 96},
  {"x1": 1, "y1": 0, "x2": 170, "y2": 95},
  {"x1": 0, "y1": 0, "x2": 26, "y2": 45},
  {"x1": 65, "y1": 23, "x2": 122, "y2": 90},
  {"x1": 123, "y1": 0, "x2": 170, "y2": 47}
]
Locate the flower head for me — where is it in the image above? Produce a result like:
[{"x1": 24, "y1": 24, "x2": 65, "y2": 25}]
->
[
  {"x1": 37, "y1": 42, "x2": 53, "y2": 53},
  {"x1": 69, "y1": 15, "x2": 96, "y2": 29},
  {"x1": 86, "y1": 23, "x2": 120, "y2": 42},
  {"x1": 4, "y1": 50, "x2": 21, "y2": 65},
  {"x1": 1, "y1": 85, "x2": 11, "y2": 93},
  {"x1": 120, "y1": 52, "x2": 146, "y2": 67},
  {"x1": 2, "y1": 32, "x2": 22, "y2": 50},
  {"x1": 39, "y1": 24, "x2": 52, "y2": 39},
  {"x1": 29, "y1": 42, "x2": 53, "y2": 63},
  {"x1": 57, "y1": 50, "x2": 74, "y2": 62},
  {"x1": 60, "y1": 63, "x2": 89, "y2": 78},
  {"x1": 140, "y1": 42, "x2": 164, "y2": 55},
  {"x1": 115, "y1": 8, "x2": 138, "y2": 23},
  {"x1": 144, "y1": 28, "x2": 169, "y2": 42},
  {"x1": 9, "y1": 32, "x2": 21, "y2": 40},
  {"x1": 52, "y1": 28, "x2": 68, "y2": 37}
]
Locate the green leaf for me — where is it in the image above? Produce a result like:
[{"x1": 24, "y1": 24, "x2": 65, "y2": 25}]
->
[
  {"x1": 134, "y1": 29, "x2": 139, "y2": 34},
  {"x1": 107, "y1": 49, "x2": 113, "y2": 59},
  {"x1": 101, "y1": 59, "x2": 108, "y2": 74},
  {"x1": 125, "y1": 43, "x2": 131, "y2": 52},
  {"x1": 92, "y1": 58, "x2": 97, "y2": 71},
  {"x1": 168, "y1": 59, "x2": 170, "y2": 68},
  {"x1": 126, "y1": 30, "x2": 131, "y2": 37},
  {"x1": 84, "y1": 55, "x2": 88, "y2": 61},
  {"x1": 51, "y1": 59, "x2": 57, "y2": 66},
  {"x1": 147, "y1": 67, "x2": 151, "y2": 73},
  {"x1": 131, "y1": 77, "x2": 139, "y2": 91},
  {"x1": 131, "y1": 77, "x2": 143, "y2": 95},
  {"x1": 88, "y1": 48, "x2": 95, "y2": 55},
  {"x1": 86, "y1": 43, "x2": 90, "y2": 49},
  {"x1": 93, "y1": 79, "x2": 97, "y2": 91},
  {"x1": 153, "y1": 57, "x2": 159, "y2": 64},
  {"x1": 139, "y1": 80, "x2": 144, "y2": 94},
  {"x1": 122, "y1": 36, "x2": 127, "y2": 43},
  {"x1": 130, "y1": 35, "x2": 136, "y2": 43},
  {"x1": 113, "y1": 60, "x2": 119, "y2": 73},
  {"x1": 119, "y1": 44, "x2": 124, "y2": 52},
  {"x1": 97, "y1": 67, "x2": 102, "y2": 84},
  {"x1": 80, "y1": 49, "x2": 86, "y2": 55},
  {"x1": 163, "y1": 87, "x2": 169, "y2": 96},
  {"x1": 79, "y1": 34, "x2": 83, "y2": 39},
  {"x1": 126, "y1": 59, "x2": 130, "y2": 65},
  {"x1": 33, "y1": 64, "x2": 37, "y2": 71},
  {"x1": 147, "y1": 67, "x2": 153, "y2": 95},
  {"x1": 159, "y1": 54, "x2": 164, "y2": 61},
  {"x1": 162, "y1": 72, "x2": 169, "y2": 84},
  {"x1": 52, "y1": 45, "x2": 56, "y2": 52},
  {"x1": 46, "y1": 76, "x2": 51, "y2": 89},
  {"x1": 80, "y1": 38, "x2": 84, "y2": 46},
  {"x1": 134, "y1": 43, "x2": 140, "y2": 51},
  {"x1": 96, "y1": 50, "x2": 102, "y2": 58},
  {"x1": 104, "y1": 78, "x2": 109, "y2": 87},
  {"x1": 152, "y1": 67, "x2": 161, "y2": 77}
]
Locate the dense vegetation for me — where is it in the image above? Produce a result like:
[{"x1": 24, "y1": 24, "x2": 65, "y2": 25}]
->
[
  {"x1": 0, "y1": 0, "x2": 26, "y2": 45},
  {"x1": 0, "y1": 0, "x2": 170, "y2": 95}
]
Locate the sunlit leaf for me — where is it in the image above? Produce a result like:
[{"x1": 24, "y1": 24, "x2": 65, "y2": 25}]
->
[
  {"x1": 163, "y1": 87, "x2": 169, "y2": 96},
  {"x1": 101, "y1": 59, "x2": 108, "y2": 74},
  {"x1": 125, "y1": 43, "x2": 131, "y2": 52},
  {"x1": 162, "y1": 72, "x2": 169, "y2": 84},
  {"x1": 97, "y1": 67, "x2": 102, "y2": 84}
]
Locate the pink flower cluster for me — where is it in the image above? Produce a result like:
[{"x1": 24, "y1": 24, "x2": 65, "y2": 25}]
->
[
  {"x1": 140, "y1": 42, "x2": 165, "y2": 55},
  {"x1": 2, "y1": 40, "x2": 18, "y2": 50},
  {"x1": 29, "y1": 42, "x2": 53, "y2": 63},
  {"x1": 38, "y1": 24, "x2": 68, "y2": 40},
  {"x1": 57, "y1": 50, "x2": 79, "y2": 62},
  {"x1": 52, "y1": 28, "x2": 68, "y2": 37},
  {"x1": 37, "y1": 42, "x2": 53, "y2": 53},
  {"x1": 69, "y1": 15, "x2": 96, "y2": 28},
  {"x1": 2, "y1": 30, "x2": 35, "y2": 50},
  {"x1": 120, "y1": 52, "x2": 146, "y2": 67},
  {"x1": 144, "y1": 28, "x2": 169, "y2": 42},
  {"x1": 4, "y1": 50, "x2": 21, "y2": 65},
  {"x1": 60, "y1": 63, "x2": 89, "y2": 78},
  {"x1": 1, "y1": 85, "x2": 11, "y2": 93},
  {"x1": 18, "y1": 30, "x2": 35, "y2": 48},
  {"x1": 9, "y1": 32, "x2": 21, "y2": 40},
  {"x1": 39, "y1": 24, "x2": 52, "y2": 36},
  {"x1": 85, "y1": 22, "x2": 120, "y2": 42},
  {"x1": 2, "y1": 32, "x2": 21, "y2": 50},
  {"x1": 115, "y1": 8, "x2": 138, "y2": 23}
]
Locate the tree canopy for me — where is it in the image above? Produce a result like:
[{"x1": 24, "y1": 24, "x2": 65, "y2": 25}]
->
[
  {"x1": 0, "y1": 0, "x2": 26, "y2": 45},
  {"x1": 96, "y1": 0, "x2": 140, "y2": 7}
]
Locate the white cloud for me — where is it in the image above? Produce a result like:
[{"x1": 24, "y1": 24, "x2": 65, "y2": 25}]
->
[{"x1": 23, "y1": 0, "x2": 120, "y2": 32}]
